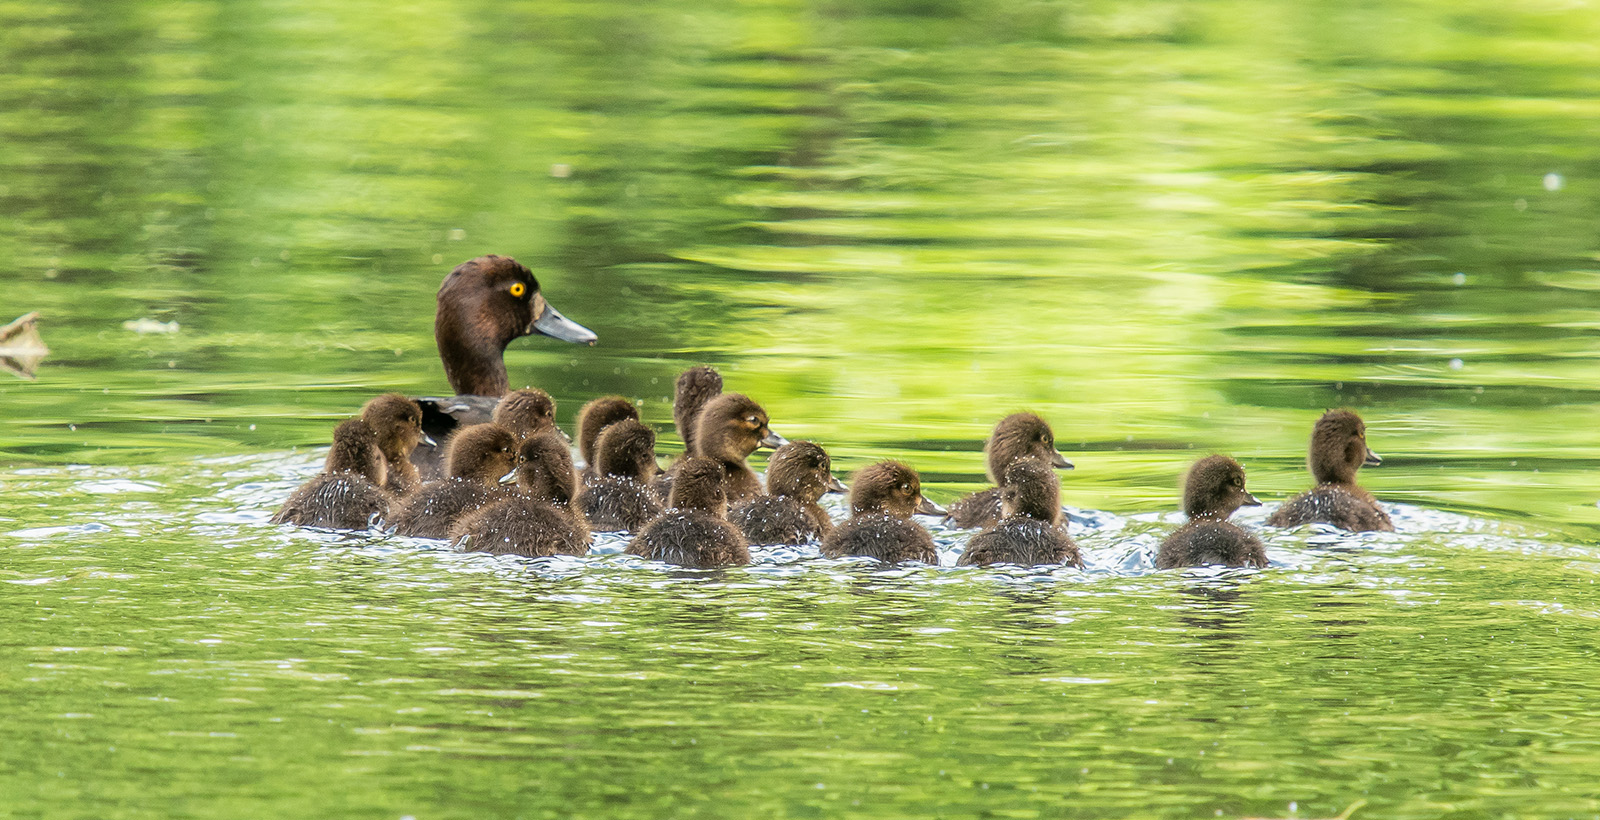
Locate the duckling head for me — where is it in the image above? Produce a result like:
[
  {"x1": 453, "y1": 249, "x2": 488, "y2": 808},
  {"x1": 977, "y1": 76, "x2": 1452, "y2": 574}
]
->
[
  {"x1": 325, "y1": 418, "x2": 387, "y2": 485},
  {"x1": 673, "y1": 366, "x2": 723, "y2": 453},
  {"x1": 360, "y1": 393, "x2": 426, "y2": 462},
  {"x1": 693, "y1": 393, "x2": 785, "y2": 462},
  {"x1": 765, "y1": 440, "x2": 846, "y2": 503},
  {"x1": 987, "y1": 412, "x2": 1072, "y2": 484},
  {"x1": 1182, "y1": 455, "x2": 1261, "y2": 521},
  {"x1": 594, "y1": 418, "x2": 659, "y2": 483},
  {"x1": 849, "y1": 460, "x2": 944, "y2": 519},
  {"x1": 577, "y1": 396, "x2": 639, "y2": 470},
  {"x1": 668, "y1": 457, "x2": 728, "y2": 517},
  {"x1": 999, "y1": 458, "x2": 1062, "y2": 524},
  {"x1": 515, "y1": 429, "x2": 578, "y2": 505},
  {"x1": 1309, "y1": 409, "x2": 1382, "y2": 485},
  {"x1": 445, "y1": 423, "x2": 518, "y2": 484},
  {"x1": 492, "y1": 388, "x2": 558, "y2": 441}
]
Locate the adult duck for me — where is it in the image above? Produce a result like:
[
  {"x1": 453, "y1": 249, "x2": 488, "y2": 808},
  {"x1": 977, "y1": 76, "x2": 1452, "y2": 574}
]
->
[{"x1": 411, "y1": 255, "x2": 596, "y2": 476}]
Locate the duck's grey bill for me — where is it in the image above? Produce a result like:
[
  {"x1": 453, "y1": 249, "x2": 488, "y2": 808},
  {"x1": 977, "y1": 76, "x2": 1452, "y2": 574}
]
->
[
  {"x1": 1243, "y1": 492, "x2": 1262, "y2": 506},
  {"x1": 1364, "y1": 448, "x2": 1383, "y2": 467},
  {"x1": 1051, "y1": 451, "x2": 1074, "y2": 470},
  {"x1": 760, "y1": 430, "x2": 788, "y2": 448},
  {"x1": 533, "y1": 303, "x2": 598, "y2": 345},
  {"x1": 915, "y1": 497, "x2": 947, "y2": 516}
]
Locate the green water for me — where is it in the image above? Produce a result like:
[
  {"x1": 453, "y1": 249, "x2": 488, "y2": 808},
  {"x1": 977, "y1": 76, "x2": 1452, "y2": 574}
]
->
[{"x1": 4, "y1": 0, "x2": 1600, "y2": 816}]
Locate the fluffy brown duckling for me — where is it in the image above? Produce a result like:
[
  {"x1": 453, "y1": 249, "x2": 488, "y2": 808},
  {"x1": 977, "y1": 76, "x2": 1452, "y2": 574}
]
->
[
  {"x1": 271, "y1": 419, "x2": 392, "y2": 530},
  {"x1": 673, "y1": 366, "x2": 722, "y2": 454},
  {"x1": 729, "y1": 440, "x2": 846, "y2": 545},
  {"x1": 945, "y1": 413, "x2": 1074, "y2": 529},
  {"x1": 451, "y1": 430, "x2": 591, "y2": 557},
  {"x1": 391, "y1": 424, "x2": 518, "y2": 538},
  {"x1": 820, "y1": 460, "x2": 944, "y2": 564},
  {"x1": 1156, "y1": 455, "x2": 1267, "y2": 570},
  {"x1": 1266, "y1": 409, "x2": 1393, "y2": 532},
  {"x1": 491, "y1": 388, "x2": 559, "y2": 442},
  {"x1": 626, "y1": 457, "x2": 749, "y2": 569},
  {"x1": 360, "y1": 393, "x2": 428, "y2": 496},
  {"x1": 575, "y1": 418, "x2": 664, "y2": 532},
  {"x1": 958, "y1": 458, "x2": 1082, "y2": 567},
  {"x1": 692, "y1": 392, "x2": 787, "y2": 504},
  {"x1": 410, "y1": 255, "x2": 595, "y2": 477},
  {"x1": 576, "y1": 395, "x2": 639, "y2": 478}
]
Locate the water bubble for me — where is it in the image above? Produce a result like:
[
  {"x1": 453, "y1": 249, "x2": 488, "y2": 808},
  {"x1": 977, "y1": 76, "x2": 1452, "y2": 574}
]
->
[
  {"x1": 448, "y1": 229, "x2": 466, "y2": 241},
  {"x1": 1543, "y1": 173, "x2": 1563, "y2": 191},
  {"x1": 1452, "y1": 272, "x2": 1465, "y2": 286},
  {"x1": 1448, "y1": 358, "x2": 1464, "y2": 371},
  {"x1": 550, "y1": 163, "x2": 571, "y2": 178},
  {"x1": 1514, "y1": 198, "x2": 1528, "y2": 211},
  {"x1": 431, "y1": 254, "x2": 443, "y2": 264}
]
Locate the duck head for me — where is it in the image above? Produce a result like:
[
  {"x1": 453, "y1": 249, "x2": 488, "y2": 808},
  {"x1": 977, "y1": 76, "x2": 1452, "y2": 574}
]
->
[
  {"x1": 1182, "y1": 455, "x2": 1261, "y2": 521},
  {"x1": 444, "y1": 423, "x2": 519, "y2": 484},
  {"x1": 325, "y1": 418, "x2": 387, "y2": 485},
  {"x1": 594, "y1": 418, "x2": 659, "y2": 483},
  {"x1": 987, "y1": 412, "x2": 1072, "y2": 484},
  {"x1": 1309, "y1": 409, "x2": 1382, "y2": 485},
  {"x1": 361, "y1": 393, "x2": 427, "y2": 462},
  {"x1": 515, "y1": 429, "x2": 578, "y2": 505},
  {"x1": 434, "y1": 255, "x2": 596, "y2": 397},
  {"x1": 673, "y1": 366, "x2": 723, "y2": 454},
  {"x1": 999, "y1": 458, "x2": 1062, "y2": 525},
  {"x1": 492, "y1": 388, "x2": 558, "y2": 441},
  {"x1": 693, "y1": 393, "x2": 785, "y2": 462},
  {"x1": 668, "y1": 457, "x2": 728, "y2": 517},
  {"x1": 765, "y1": 440, "x2": 846, "y2": 503},
  {"x1": 577, "y1": 396, "x2": 640, "y2": 470},
  {"x1": 849, "y1": 460, "x2": 944, "y2": 519}
]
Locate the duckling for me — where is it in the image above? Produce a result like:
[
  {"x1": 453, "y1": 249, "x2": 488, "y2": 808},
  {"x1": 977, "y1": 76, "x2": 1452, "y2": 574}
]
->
[
  {"x1": 390, "y1": 424, "x2": 518, "y2": 538},
  {"x1": 575, "y1": 418, "x2": 664, "y2": 532},
  {"x1": 451, "y1": 430, "x2": 591, "y2": 557},
  {"x1": 820, "y1": 461, "x2": 944, "y2": 564},
  {"x1": 491, "y1": 387, "x2": 558, "y2": 442},
  {"x1": 958, "y1": 458, "x2": 1082, "y2": 567},
  {"x1": 729, "y1": 440, "x2": 846, "y2": 545},
  {"x1": 626, "y1": 457, "x2": 749, "y2": 568},
  {"x1": 692, "y1": 392, "x2": 787, "y2": 504},
  {"x1": 1156, "y1": 455, "x2": 1267, "y2": 570},
  {"x1": 945, "y1": 413, "x2": 1074, "y2": 529},
  {"x1": 410, "y1": 255, "x2": 596, "y2": 476},
  {"x1": 360, "y1": 393, "x2": 428, "y2": 495},
  {"x1": 271, "y1": 419, "x2": 392, "y2": 530},
  {"x1": 576, "y1": 396, "x2": 639, "y2": 478},
  {"x1": 673, "y1": 366, "x2": 722, "y2": 455},
  {"x1": 1266, "y1": 409, "x2": 1394, "y2": 532}
]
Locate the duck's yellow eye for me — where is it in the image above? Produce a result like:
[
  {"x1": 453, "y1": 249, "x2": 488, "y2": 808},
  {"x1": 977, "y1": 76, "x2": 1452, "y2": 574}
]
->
[{"x1": 509, "y1": 282, "x2": 527, "y2": 298}]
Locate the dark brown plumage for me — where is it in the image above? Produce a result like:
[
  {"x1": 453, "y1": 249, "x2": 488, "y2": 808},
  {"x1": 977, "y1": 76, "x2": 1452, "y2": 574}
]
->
[
  {"x1": 576, "y1": 396, "x2": 639, "y2": 478},
  {"x1": 1266, "y1": 409, "x2": 1393, "y2": 532},
  {"x1": 391, "y1": 424, "x2": 518, "y2": 538},
  {"x1": 673, "y1": 366, "x2": 722, "y2": 455},
  {"x1": 958, "y1": 458, "x2": 1081, "y2": 567},
  {"x1": 820, "y1": 461, "x2": 943, "y2": 564},
  {"x1": 410, "y1": 255, "x2": 595, "y2": 477},
  {"x1": 692, "y1": 393, "x2": 786, "y2": 504},
  {"x1": 360, "y1": 393, "x2": 426, "y2": 496},
  {"x1": 575, "y1": 419, "x2": 663, "y2": 532},
  {"x1": 729, "y1": 440, "x2": 845, "y2": 545},
  {"x1": 945, "y1": 413, "x2": 1073, "y2": 529},
  {"x1": 451, "y1": 430, "x2": 591, "y2": 557},
  {"x1": 627, "y1": 457, "x2": 749, "y2": 568},
  {"x1": 491, "y1": 388, "x2": 558, "y2": 442},
  {"x1": 271, "y1": 419, "x2": 392, "y2": 530},
  {"x1": 1156, "y1": 455, "x2": 1267, "y2": 569}
]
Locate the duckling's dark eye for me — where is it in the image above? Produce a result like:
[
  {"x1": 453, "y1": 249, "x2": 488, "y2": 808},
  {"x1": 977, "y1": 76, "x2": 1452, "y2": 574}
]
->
[
  {"x1": 746, "y1": 416, "x2": 759, "y2": 426},
  {"x1": 508, "y1": 282, "x2": 527, "y2": 298}
]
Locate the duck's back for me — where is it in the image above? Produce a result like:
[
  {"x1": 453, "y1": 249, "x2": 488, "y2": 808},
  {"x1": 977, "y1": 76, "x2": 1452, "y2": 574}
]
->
[
  {"x1": 271, "y1": 474, "x2": 390, "y2": 531},
  {"x1": 721, "y1": 462, "x2": 764, "y2": 505},
  {"x1": 575, "y1": 476, "x2": 663, "y2": 533},
  {"x1": 1156, "y1": 520, "x2": 1267, "y2": 569},
  {"x1": 729, "y1": 495, "x2": 827, "y2": 545},
  {"x1": 945, "y1": 487, "x2": 1002, "y2": 529},
  {"x1": 451, "y1": 497, "x2": 590, "y2": 558},
  {"x1": 821, "y1": 512, "x2": 938, "y2": 564},
  {"x1": 1266, "y1": 484, "x2": 1393, "y2": 532},
  {"x1": 626, "y1": 510, "x2": 749, "y2": 568},
  {"x1": 958, "y1": 518, "x2": 1081, "y2": 567},
  {"x1": 391, "y1": 478, "x2": 505, "y2": 539}
]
